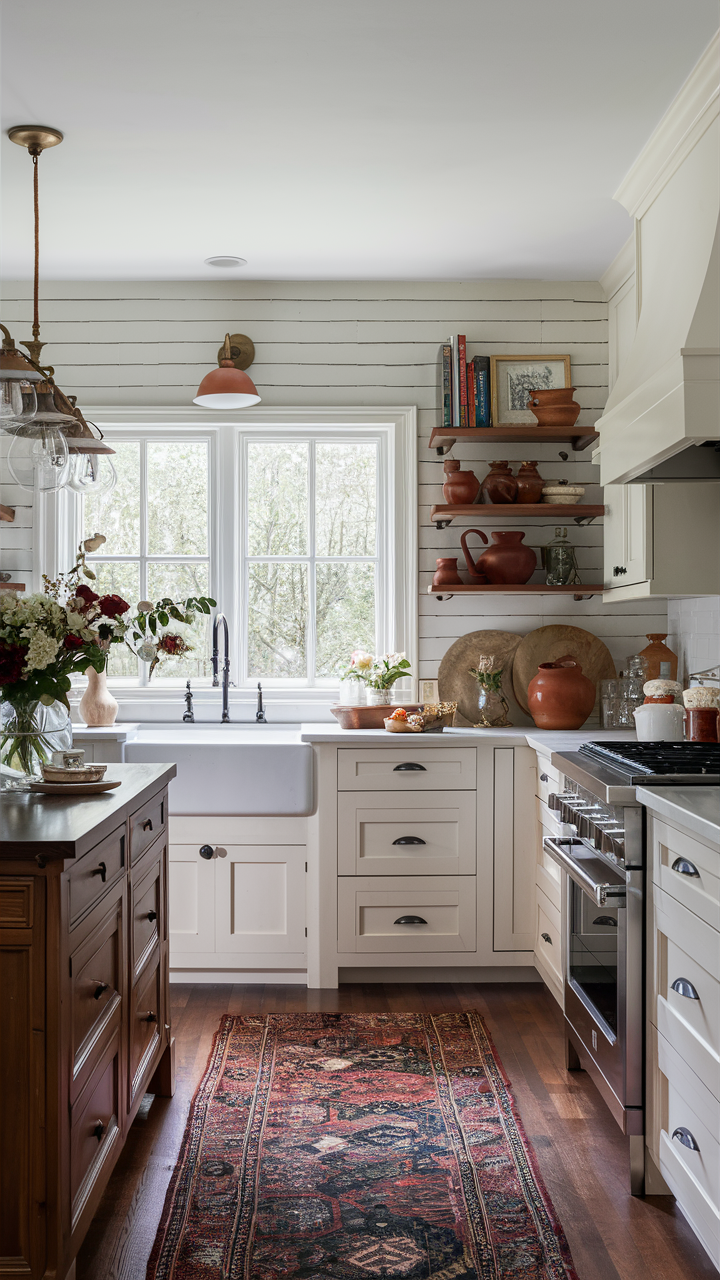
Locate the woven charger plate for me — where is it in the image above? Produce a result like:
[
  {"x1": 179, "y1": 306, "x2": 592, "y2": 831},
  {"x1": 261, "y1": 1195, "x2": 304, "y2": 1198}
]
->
[
  {"x1": 512, "y1": 624, "x2": 617, "y2": 715},
  {"x1": 438, "y1": 630, "x2": 530, "y2": 727}
]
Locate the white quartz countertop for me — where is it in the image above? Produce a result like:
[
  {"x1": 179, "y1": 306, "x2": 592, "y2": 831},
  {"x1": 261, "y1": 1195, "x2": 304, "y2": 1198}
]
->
[
  {"x1": 636, "y1": 786, "x2": 720, "y2": 846},
  {"x1": 299, "y1": 724, "x2": 638, "y2": 748}
]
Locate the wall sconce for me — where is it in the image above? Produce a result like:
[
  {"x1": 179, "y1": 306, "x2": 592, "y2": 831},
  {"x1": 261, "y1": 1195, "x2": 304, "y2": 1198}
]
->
[{"x1": 193, "y1": 333, "x2": 261, "y2": 408}]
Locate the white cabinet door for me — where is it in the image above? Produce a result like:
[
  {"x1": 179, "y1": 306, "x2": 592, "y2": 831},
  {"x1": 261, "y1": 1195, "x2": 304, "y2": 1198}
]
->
[
  {"x1": 215, "y1": 846, "x2": 306, "y2": 955},
  {"x1": 168, "y1": 844, "x2": 216, "y2": 955},
  {"x1": 493, "y1": 747, "x2": 536, "y2": 951},
  {"x1": 603, "y1": 483, "x2": 651, "y2": 588}
]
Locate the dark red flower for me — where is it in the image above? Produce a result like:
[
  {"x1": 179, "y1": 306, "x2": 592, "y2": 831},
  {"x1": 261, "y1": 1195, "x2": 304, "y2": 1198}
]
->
[
  {"x1": 158, "y1": 634, "x2": 185, "y2": 655},
  {"x1": 75, "y1": 584, "x2": 99, "y2": 607},
  {"x1": 98, "y1": 593, "x2": 129, "y2": 619},
  {"x1": 63, "y1": 634, "x2": 85, "y2": 650},
  {"x1": 0, "y1": 643, "x2": 27, "y2": 687}
]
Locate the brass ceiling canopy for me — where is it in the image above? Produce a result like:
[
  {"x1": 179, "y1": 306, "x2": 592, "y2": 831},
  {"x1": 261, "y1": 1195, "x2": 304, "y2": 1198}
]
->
[
  {"x1": 8, "y1": 125, "x2": 64, "y2": 155},
  {"x1": 216, "y1": 334, "x2": 255, "y2": 371}
]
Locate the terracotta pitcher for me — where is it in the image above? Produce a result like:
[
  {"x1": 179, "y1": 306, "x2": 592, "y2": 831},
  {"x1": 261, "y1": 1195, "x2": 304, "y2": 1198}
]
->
[
  {"x1": 515, "y1": 461, "x2": 545, "y2": 503},
  {"x1": 459, "y1": 529, "x2": 489, "y2": 582},
  {"x1": 528, "y1": 654, "x2": 596, "y2": 729},
  {"x1": 442, "y1": 458, "x2": 480, "y2": 505},
  {"x1": 480, "y1": 461, "x2": 517, "y2": 504},
  {"x1": 461, "y1": 529, "x2": 536, "y2": 585},
  {"x1": 432, "y1": 558, "x2": 464, "y2": 589}
]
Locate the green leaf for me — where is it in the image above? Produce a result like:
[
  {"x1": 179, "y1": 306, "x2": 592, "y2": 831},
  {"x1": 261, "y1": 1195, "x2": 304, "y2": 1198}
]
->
[
  {"x1": 169, "y1": 606, "x2": 184, "y2": 622},
  {"x1": 148, "y1": 614, "x2": 157, "y2": 635},
  {"x1": 158, "y1": 611, "x2": 169, "y2": 627}
]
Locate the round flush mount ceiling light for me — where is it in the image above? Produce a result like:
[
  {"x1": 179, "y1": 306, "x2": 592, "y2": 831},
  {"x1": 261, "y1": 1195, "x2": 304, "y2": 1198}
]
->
[{"x1": 204, "y1": 256, "x2": 247, "y2": 268}]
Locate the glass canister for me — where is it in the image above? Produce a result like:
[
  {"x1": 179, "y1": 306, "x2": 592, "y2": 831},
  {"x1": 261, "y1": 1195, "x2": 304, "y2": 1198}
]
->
[{"x1": 543, "y1": 527, "x2": 579, "y2": 587}]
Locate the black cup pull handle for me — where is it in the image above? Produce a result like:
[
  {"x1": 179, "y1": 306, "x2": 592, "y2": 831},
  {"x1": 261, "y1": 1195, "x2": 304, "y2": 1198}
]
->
[
  {"x1": 142, "y1": 818, "x2": 153, "y2": 832},
  {"x1": 91, "y1": 980, "x2": 110, "y2": 1000},
  {"x1": 671, "y1": 977, "x2": 700, "y2": 1000},
  {"x1": 147, "y1": 909, "x2": 157, "y2": 922},
  {"x1": 672, "y1": 1127, "x2": 699, "y2": 1151},
  {"x1": 394, "y1": 915, "x2": 428, "y2": 925},
  {"x1": 672, "y1": 857, "x2": 700, "y2": 878},
  {"x1": 143, "y1": 1010, "x2": 158, "y2": 1023},
  {"x1": 92, "y1": 1120, "x2": 105, "y2": 1141},
  {"x1": 392, "y1": 836, "x2": 426, "y2": 846},
  {"x1": 593, "y1": 916, "x2": 618, "y2": 927},
  {"x1": 92, "y1": 861, "x2": 107, "y2": 883},
  {"x1": 199, "y1": 844, "x2": 215, "y2": 860},
  {"x1": 541, "y1": 932, "x2": 552, "y2": 944},
  {"x1": 393, "y1": 762, "x2": 426, "y2": 772}
]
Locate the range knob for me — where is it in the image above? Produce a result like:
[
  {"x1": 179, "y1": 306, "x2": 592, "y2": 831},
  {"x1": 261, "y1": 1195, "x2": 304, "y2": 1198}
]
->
[{"x1": 600, "y1": 828, "x2": 625, "y2": 861}]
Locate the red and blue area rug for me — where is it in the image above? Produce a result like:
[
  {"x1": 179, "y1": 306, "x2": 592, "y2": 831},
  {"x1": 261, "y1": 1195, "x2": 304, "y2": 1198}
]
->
[{"x1": 148, "y1": 1011, "x2": 578, "y2": 1278}]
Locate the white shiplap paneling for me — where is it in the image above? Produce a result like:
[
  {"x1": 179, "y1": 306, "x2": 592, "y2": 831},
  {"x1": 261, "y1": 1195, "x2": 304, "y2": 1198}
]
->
[{"x1": 0, "y1": 278, "x2": 666, "y2": 671}]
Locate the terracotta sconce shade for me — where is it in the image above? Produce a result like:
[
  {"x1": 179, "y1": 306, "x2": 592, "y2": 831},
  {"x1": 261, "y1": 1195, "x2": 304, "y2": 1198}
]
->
[{"x1": 194, "y1": 333, "x2": 261, "y2": 408}]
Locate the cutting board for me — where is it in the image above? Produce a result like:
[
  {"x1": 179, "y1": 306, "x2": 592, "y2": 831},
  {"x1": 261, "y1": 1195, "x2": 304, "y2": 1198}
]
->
[
  {"x1": 512, "y1": 624, "x2": 617, "y2": 715},
  {"x1": 438, "y1": 629, "x2": 531, "y2": 727}
]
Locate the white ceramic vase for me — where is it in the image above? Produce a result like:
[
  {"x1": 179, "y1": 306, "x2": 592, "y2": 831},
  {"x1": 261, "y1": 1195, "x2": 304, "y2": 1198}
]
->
[
  {"x1": 79, "y1": 666, "x2": 119, "y2": 727},
  {"x1": 633, "y1": 702, "x2": 684, "y2": 742}
]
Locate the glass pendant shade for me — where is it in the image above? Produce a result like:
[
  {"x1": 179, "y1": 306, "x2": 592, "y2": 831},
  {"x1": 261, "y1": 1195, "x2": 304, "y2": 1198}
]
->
[
  {"x1": 193, "y1": 364, "x2": 261, "y2": 408},
  {"x1": 67, "y1": 450, "x2": 117, "y2": 495},
  {"x1": 1, "y1": 376, "x2": 38, "y2": 426},
  {"x1": 7, "y1": 423, "x2": 70, "y2": 492}
]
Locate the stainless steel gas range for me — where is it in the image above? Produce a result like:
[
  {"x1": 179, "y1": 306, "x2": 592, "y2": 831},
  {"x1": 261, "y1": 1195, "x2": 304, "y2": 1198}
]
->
[{"x1": 545, "y1": 741, "x2": 720, "y2": 1195}]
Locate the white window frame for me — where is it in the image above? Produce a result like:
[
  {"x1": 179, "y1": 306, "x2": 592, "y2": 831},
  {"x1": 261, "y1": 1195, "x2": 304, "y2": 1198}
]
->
[{"x1": 45, "y1": 406, "x2": 417, "y2": 710}]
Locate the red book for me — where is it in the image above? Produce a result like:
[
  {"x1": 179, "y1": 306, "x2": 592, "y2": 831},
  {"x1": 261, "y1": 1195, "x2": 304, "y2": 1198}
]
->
[
  {"x1": 458, "y1": 335, "x2": 467, "y2": 428},
  {"x1": 467, "y1": 362, "x2": 476, "y2": 428}
]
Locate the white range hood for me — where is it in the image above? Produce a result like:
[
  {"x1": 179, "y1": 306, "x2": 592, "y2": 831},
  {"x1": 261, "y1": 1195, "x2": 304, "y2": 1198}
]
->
[{"x1": 598, "y1": 35, "x2": 720, "y2": 486}]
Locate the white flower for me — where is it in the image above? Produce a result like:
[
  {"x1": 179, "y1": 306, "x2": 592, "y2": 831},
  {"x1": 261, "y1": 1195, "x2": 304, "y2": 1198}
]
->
[
  {"x1": 138, "y1": 641, "x2": 158, "y2": 662},
  {"x1": 65, "y1": 611, "x2": 86, "y2": 630},
  {"x1": 24, "y1": 631, "x2": 60, "y2": 671},
  {"x1": 351, "y1": 650, "x2": 373, "y2": 671}
]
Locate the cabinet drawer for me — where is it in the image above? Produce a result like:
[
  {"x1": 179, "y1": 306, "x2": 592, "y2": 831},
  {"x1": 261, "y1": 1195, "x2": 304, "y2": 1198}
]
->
[
  {"x1": 337, "y1": 747, "x2": 476, "y2": 791},
  {"x1": 654, "y1": 888, "x2": 720, "y2": 1099},
  {"x1": 536, "y1": 758, "x2": 561, "y2": 805},
  {"x1": 338, "y1": 791, "x2": 476, "y2": 876},
  {"x1": 69, "y1": 824, "x2": 126, "y2": 925},
  {"x1": 130, "y1": 790, "x2": 167, "y2": 865},
  {"x1": 70, "y1": 1033, "x2": 121, "y2": 1227},
  {"x1": 69, "y1": 890, "x2": 124, "y2": 1095},
  {"x1": 129, "y1": 954, "x2": 163, "y2": 1104},
  {"x1": 131, "y1": 841, "x2": 164, "y2": 983},
  {"x1": 337, "y1": 875, "x2": 476, "y2": 953},
  {"x1": 651, "y1": 816, "x2": 719, "y2": 931},
  {"x1": 657, "y1": 1031, "x2": 720, "y2": 1212},
  {"x1": 535, "y1": 888, "x2": 563, "y2": 988}
]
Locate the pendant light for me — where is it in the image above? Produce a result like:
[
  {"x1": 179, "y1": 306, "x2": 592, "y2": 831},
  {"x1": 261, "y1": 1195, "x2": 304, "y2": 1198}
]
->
[
  {"x1": 194, "y1": 333, "x2": 261, "y2": 408},
  {"x1": 3, "y1": 126, "x2": 116, "y2": 493}
]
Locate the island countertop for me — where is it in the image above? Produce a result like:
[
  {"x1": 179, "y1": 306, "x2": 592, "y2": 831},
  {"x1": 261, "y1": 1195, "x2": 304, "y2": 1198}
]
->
[
  {"x1": 0, "y1": 761, "x2": 176, "y2": 861},
  {"x1": 636, "y1": 785, "x2": 720, "y2": 847}
]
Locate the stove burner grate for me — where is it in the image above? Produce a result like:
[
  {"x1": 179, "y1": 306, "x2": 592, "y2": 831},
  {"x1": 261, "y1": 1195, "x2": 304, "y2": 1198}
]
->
[{"x1": 580, "y1": 741, "x2": 720, "y2": 779}]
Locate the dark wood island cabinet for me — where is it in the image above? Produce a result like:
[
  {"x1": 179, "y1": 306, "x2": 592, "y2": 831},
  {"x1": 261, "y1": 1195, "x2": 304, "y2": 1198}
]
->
[{"x1": 0, "y1": 762, "x2": 176, "y2": 1280}]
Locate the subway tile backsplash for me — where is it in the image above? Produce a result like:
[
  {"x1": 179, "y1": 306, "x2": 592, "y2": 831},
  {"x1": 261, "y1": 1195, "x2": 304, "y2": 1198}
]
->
[{"x1": 667, "y1": 596, "x2": 720, "y2": 682}]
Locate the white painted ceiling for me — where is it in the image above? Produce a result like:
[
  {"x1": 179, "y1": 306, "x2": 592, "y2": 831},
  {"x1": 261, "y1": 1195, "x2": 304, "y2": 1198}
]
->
[{"x1": 1, "y1": 1, "x2": 717, "y2": 280}]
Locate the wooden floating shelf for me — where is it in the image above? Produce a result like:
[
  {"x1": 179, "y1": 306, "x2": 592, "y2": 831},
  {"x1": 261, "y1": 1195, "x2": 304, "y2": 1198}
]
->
[
  {"x1": 427, "y1": 583, "x2": 604, "y2": 600},
  {"x1": 0, "y1": 582, "x2": 25, "y2": 591},
  {"x1": 430, "y1": 502, "x2": 605, "y2": 526},
  {"x1": 0, "y1": 504, "x2": 15, "y2": 523},
  {"x1": 428, "y1": 426, "x2": 599, "y2": 454}
]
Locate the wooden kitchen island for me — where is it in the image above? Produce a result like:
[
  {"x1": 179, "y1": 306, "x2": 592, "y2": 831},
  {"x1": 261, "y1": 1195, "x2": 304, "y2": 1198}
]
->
[{"x1": 0, "y1": 762, "x2": 176, "y2": 1280}]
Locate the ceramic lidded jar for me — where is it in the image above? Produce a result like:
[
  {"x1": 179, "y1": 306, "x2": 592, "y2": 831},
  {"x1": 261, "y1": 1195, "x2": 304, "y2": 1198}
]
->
[
  {"x1": 515, "y1": 461, "x2": 545, "y2": 504},
  {"x1": 442, "y1": 458, "x2": 480, "y2": 505},
  {"x1": 477, "y1": 531, "x2": 536, "y2": 585},
  {"x1": 480, "y1": 461, "x2": 517, "y2": 504},
  {"x1": 527, "y1": 654, "x2": 596, "y2": 730}
]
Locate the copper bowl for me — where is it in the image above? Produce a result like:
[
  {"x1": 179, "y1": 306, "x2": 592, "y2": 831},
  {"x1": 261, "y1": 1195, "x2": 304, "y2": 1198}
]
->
[{"x1": 330, "y1": 704, "x2": 421, "y2": 730}]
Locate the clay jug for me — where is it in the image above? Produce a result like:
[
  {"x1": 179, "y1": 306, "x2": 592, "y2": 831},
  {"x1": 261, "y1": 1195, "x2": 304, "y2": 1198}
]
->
[
  {"x1": 432, "y1": 558, "x2": 464, "y2": 589},
  {"x1": 527, "y1": 387, "x2": 581, "y2": 428},
  {"x1": 474, "y1": 530, "x2": 536, "y2": 585},
  {"x1": 442, "y1": 458, "x2": 480, "y2": 505},
  {"x1": 515, "y1": 461, "x2": 545, "y2": 504},
  {"x1": 528, "y1": 654, "x2": 596, "y2": 730},
  {"x1": 79, "y1": 664, "x2": 119, "y2": 727},
  {"x1": 459, "y1": 529, "x2": 489, "y2": 582},
  {"x1": 480, "y1": 461, "x2": 517, "y2": 504},
  {"x1": 639, "y1": 634, "x2": 678, "y2": 682}
]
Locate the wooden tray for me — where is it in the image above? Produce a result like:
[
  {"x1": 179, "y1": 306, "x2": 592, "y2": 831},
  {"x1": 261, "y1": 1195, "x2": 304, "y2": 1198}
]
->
[
  {"x1": 29, "y1": 778, "x2": 122, "y2": 795},
  {"x1": 330, "y1": 704, "x2": 420, "y2": 730}
]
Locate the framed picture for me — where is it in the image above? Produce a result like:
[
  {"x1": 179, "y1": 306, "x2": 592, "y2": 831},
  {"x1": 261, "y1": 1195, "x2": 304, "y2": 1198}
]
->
[
  {"x1": 420, "y1": 679, "x2": 439, "y2": 703},
  {"x1": 490, "y1": 355, "x2": 571, "y2": 427}
]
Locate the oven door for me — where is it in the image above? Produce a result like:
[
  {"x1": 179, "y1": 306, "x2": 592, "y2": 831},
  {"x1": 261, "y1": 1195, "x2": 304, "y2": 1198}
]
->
[{"x1": 544, "y1": 837, "x2": 642, "y2": 1121}]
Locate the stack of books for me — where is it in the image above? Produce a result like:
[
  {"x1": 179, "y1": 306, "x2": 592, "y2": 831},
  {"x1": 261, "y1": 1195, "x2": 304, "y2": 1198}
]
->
[{"x1": 441, "y1": 336, "x2": 491, "y2": 430}]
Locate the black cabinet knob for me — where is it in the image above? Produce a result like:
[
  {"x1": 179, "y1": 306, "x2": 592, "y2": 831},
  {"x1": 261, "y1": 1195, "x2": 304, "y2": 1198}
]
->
[
  {"x1": 142, "y1": 818, "x2": 153, "y2": 832},
  {"x1": 199, "y1": 844, "x2": 215, "y2": 860},
  {"x1": 92, "y1": 1120, "x2": 105, "y2": 1141},
  {"x1": 147, "y1": 909, "x2": 157, "y2": 922},
  {"x1": 393, "y1": 762, "x2": 426, "y2": 772},
  {"x1": 92, "y1": 861, "x2": 107, "y2": 883},
  {"x1": 392, "y1": 836, "x2": 426, "y2": 846},
  {"x1": 92, "y1": 981, "x2": 110, "y2": 1000},
  {"x1": 143, "y1": 1010, "x2": 158, "y2": 1023},
  {"x1": 541, "y1": 932, "x2": 552, "y2": 944},
  {"x1": 540, "y1": 773, "x2": 549, "y2": 783},
  {"x1": 394, "y1": 915, "x2": 427, "y2": 925},
  {"x1": 672, "y1": 857, "x2": 700, "y2": 877},
  {"x1": 613, "y1": 565, "x2": 628, "y2": 576}
]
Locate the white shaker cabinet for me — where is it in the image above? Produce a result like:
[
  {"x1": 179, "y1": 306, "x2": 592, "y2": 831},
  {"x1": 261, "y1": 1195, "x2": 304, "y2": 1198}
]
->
[{"x1": 603, "y1": 481, "x2": 720, "y2": 600}]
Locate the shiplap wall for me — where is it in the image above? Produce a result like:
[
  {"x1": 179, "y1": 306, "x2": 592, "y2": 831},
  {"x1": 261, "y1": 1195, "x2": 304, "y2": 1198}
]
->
[
  {"x1": 0, "y1": 279, "x2": 666, "y2": 679},
  {"x1": 0, "y1": 432, "x2": 33, "y2": 586}
]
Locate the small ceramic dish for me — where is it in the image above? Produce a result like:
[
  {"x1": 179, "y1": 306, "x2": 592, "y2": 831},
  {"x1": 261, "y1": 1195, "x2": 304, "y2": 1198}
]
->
[
  {"x1": 30, "y1": 778, "x2": 121, "y2": 795},
  {"x1": 41, "y1": 763, "x2": 108, "y2": 784}
]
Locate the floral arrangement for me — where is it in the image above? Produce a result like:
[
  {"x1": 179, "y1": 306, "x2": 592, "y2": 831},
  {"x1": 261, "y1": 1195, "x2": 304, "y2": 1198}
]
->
[
  {"x1": 340, "y1": 650, "x2": 412, "y2": 691},
  {"x1": 125, "y1": 593, "x2": 215, "y2": 678},
  {"x1": 469, "y1": 656, "x2": 511, "y2": 728}
]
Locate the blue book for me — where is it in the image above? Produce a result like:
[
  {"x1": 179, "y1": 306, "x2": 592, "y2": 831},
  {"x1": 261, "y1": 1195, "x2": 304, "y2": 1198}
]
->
[
  {"x1": 475, "y1": 355, "x2": 491, "y2": 427},
  {"x1": 442, "y1": 344, "x2": 452, "y2": 429}
]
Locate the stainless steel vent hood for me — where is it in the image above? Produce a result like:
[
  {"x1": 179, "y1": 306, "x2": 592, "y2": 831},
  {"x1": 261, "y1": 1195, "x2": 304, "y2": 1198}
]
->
[{"x1": 597, "y1": 38, "x2": 720, "y2": 487}]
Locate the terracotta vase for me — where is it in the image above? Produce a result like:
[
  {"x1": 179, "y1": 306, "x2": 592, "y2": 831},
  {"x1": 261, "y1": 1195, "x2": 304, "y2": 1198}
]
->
[
  {"x1": 462, "y1": 529, "x2": 536, "y2": 585},
  {"x1": 527, "y1": 387, "x2": 581, "y2": 428},
  {"x1": 528, "y1": 654, "x2": 596, "y2": 730},
  {"x1": 639, "y1": 634, "x2": 678, "y2": 682},
  {"x1": 442, "y1": 459, "x2": 480, "y2": 505},
  {"x1": 432, "y1": 558, "x2": 464, "y2": 589},
  {"x1": 480, "y1": 461, "x2": 517, "y2": 504},
  {"x1": 79, "y1": 665, "x2": 119, "y2": 727},
  {"x1": 515, "y1": 461, "x2": 545, "y2": 504}
]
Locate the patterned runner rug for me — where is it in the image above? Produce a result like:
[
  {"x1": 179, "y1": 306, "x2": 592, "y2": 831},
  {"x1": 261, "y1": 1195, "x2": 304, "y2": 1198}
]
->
[{"x1": 148, "y1": 1011, "x2": 578, "y2": 1279}]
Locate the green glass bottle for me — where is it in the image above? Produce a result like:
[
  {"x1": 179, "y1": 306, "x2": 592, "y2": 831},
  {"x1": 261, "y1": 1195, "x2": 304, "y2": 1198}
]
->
[{"x1": 544, "y1": 527, "x2": 579, "y2": 586}]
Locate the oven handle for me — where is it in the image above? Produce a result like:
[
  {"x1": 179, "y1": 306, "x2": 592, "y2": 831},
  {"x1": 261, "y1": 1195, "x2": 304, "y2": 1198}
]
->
[{"x1": 543, "y1": 836, "x2": 627, "y2": 907}]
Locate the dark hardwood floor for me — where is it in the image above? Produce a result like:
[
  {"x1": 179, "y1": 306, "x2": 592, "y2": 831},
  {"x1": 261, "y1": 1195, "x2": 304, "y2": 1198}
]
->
[{"x1": 77, "y1": 982, "x2": 716, "y2": 1280}]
